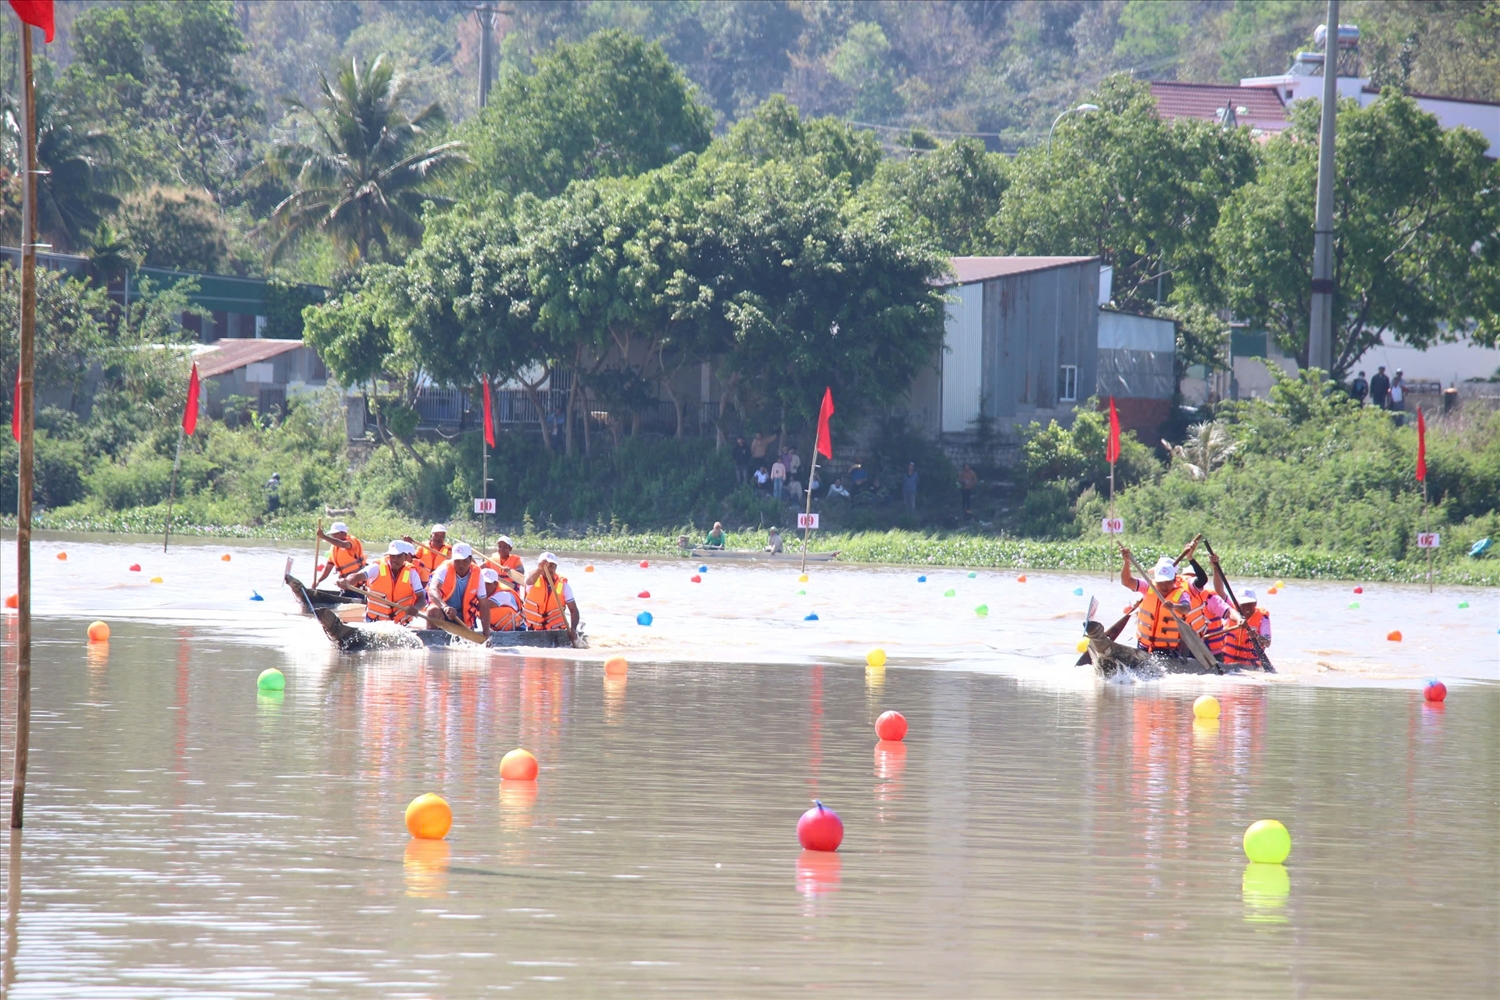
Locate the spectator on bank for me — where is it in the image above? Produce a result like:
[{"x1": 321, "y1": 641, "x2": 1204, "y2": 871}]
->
[
  {"x1": 1369, "y1": 366, "x2": 1390, "y2": 409},
  {"x1": 732, "y1": 436, "x2": 751, "y2": 485},
  {"x1": 828, "y1": 478, "x2": 850, "y2": 499},
  {"x1": 808, "y1": 471, "x2": 820, "y2": 497},
  {"x1": 849, "y1": 463, "x2": 868, "y2": 493},
  {"x1": 902, "y1": 462, "x2": 919, "y2": 515},
  {"x1": 770, "y1": 458, "x2": 787, "y2": 500},
  {"x1": 787, "y1": 477, "x2": 803, "y2": 504},
  {"x1": 1389, "y1": 369, "x2": 1406, "y2": 410},
  {"x1": 958, "y1": 463, "x2": 978, "y2": 517},
  {"x1": 787, "y1": 447, "x2": 801, "y2": 481},
  {"x1": 766, "y1": 526, "x2": 784, "y2": 554},
  {"x1": 265, "y1": 472, "x2": 281, "y2": 513},
  {"x1": 1350, "y1": 371, "x2": 1369, "y2": 406},
  {"x1": 750, "y1": 432, "x2": 774, "y2": 464},
  {"x1": 754, "y1": 465, "x2": 769, "y2": 491}
]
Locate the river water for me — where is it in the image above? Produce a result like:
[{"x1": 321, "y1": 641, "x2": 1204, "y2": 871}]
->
[{"x1": 1, "y1": 535, "x2": 1496, "y2": 998}]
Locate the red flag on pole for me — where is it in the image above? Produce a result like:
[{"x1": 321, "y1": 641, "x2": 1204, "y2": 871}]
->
[
  {"x1": 482, "y1": 375, "x2": 496, "y2": 448},
  {"x1": 10, "y1": 365, "x2": 19, "y2": 443},
  {"x1": 815, "y1": 387, "x2": 834, "y2": 459},
  {"x1": 182, "y1": 363, "x2": 200, "y2": 436},
  {"x1": 8, "y1": 0, "x2": 55, "y2": 42},
  {"x1": 1106, "y1": 396, "x2": 1121, "y2": 464},
  {"x1": 1415, "y1": 406, "x2": 1427, "y2": 482}
]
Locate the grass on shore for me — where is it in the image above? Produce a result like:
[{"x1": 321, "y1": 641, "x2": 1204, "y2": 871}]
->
[{"x1": 13, "y1": 507, "x2": 1499, "y2": 587}]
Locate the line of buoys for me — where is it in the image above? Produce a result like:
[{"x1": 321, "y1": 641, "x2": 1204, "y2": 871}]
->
[
  {"x1": 1387, "y1": 630, "x2": 1402, "y2": 642},
  {"x1": 604, "y1": 655, "x2": 628, "y2": 676},
  {"x1": 797, "y1": 800, "x2": 844, "y2": 852},
  {"x1": 866, "y1": 648, "x2": 886, "y2": 668},
  {"x1": 500, "y1": 748, "x2": 539, "y2": 781},
  {"x1": 1243, "y1": 819, "x2": 1291, "y2": 864},
  {"x1": 257, "y1": 668, "x2": 285, "y2": 692},
  {"x1": 636, "y1": 611, "x2": 653, "y2": 626},
  {"x1": 1193, "y1": 695, "x2": 1221, "y2": 720},
  {"x1": 1424, "y1": 680, "x2": 1447, "y2": 702},
  {"x1": 128, "y1": 564, "x2": 141, "y2": 572},
  {"x1": 405, "y1": 793, "x2": 452, "y2": 840},
  {"x1": 875, "y1": 710, "x2": 907, "y2": 742},
  {"x1": 87, "y1": 621, "x2": 110, "y2": 643}
]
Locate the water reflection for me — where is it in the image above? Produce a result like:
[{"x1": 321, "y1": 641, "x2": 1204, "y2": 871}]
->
[
  {"x1": 603, "y1": 673, "x2": 627, "y2": 724},
  {"x1": 873, "y1": 740, "x2": 906, "y2": 820},
  {"x1": 403, "y1": 837, "x2": 452, "y2": 898},
  {"x1": 1242, "y1": 862, "x2": 1291, "y2": 924},
  {"x1": 794, "y1": 849, "x2": 841, "y2": 911}
]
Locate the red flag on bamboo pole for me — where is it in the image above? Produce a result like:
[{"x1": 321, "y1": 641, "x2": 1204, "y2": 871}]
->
[
  {"x1": 1415, "y1": 407, "x2": 1427, "y2": 482},
  {"x1": 815, "y1": 387, "x2": 834, "y2": 459},
  {"x1": 8, "y1": 0, "x2": 55, "y2": 42},
  {"x1": 10, "y1": 366, "x2": 19, "y2": 443},
  {"x1": 1106, "y1": 396, "x2": 1121, "y2": 464},
  {"x1": 482, "y1": 375, "x2": 496, "y2": 447},
  {"x1": 182, "y1": 363, "x2": 200, "y2": 436}
]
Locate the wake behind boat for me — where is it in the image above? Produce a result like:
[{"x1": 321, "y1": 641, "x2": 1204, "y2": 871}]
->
[{"x1": 313, "y1": 607, "x2": 584, "y2": 652}]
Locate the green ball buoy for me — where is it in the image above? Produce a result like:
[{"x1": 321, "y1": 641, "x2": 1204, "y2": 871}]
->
[
  {"x1": 1458, "y1": 601, "x2": 1469, "y2": 609},
  {"x1": 1348, "y1": 602, "x2": 1360, "y2": 609},
  {"x1": 943, "y1": 588, "x2": 956, "y2": 597},
  {"x1": 974, "y1": 603, "x2": 989, "y2": 616},
  {"x1": 796, "y1": 589, "x2": 806, "y2": 596},
  {"x1": 1243, "y1": 819, "x2": 1292, "y2": 864},
  {"x1": 257, "y1": 668, "x2": 285, "y2": 692},
  {"x1": 967, "y1": 571, "x2": 977, "y2": 578}
]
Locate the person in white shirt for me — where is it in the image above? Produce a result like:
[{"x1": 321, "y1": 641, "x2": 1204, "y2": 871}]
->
[
  {"x1": 828, "y1": 478, "x2": 850, "y2": 498},
  {"x1": 770, "y1": 459, "x2": 787, "y2": 500}
]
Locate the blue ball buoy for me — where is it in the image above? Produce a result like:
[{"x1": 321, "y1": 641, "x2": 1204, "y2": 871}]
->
[
  {"x1": 636, "y1": 611, "x2": 653, "y2": 626},
  {"x1": 1072, "y1": 586, "x2": 1083, "y2": 596},
  {"x1": 698, "y1": 565, "x2": 709, "y2": 573},
  {"x1": 804, "y1": 612, "x2": 819, "y2": 621},
  {"x1": 917, "y1": 575, "x2": 927, "y2": 583},
  {"x1": 250, "y1": 591, "x2": 264, "y2": 601}
]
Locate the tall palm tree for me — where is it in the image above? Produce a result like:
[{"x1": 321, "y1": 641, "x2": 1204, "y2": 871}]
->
[
  {"x1": 29, "y1": 90, "x2": 124, "y2": 253},
  {"x1": 261, "y1": 55, "x2": 468, "y2": 263}
]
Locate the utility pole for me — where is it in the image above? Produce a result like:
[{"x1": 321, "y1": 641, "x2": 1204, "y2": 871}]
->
[
  {"x1": 1308, "y1": 0, "x2": 1339, "y2": 376},
  {"x1": 475, "y1": 3, "x2": 496, "y2": 110}
]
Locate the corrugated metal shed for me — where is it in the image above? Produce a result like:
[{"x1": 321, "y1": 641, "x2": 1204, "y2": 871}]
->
[{"x1": 1150, "y1": 82, "x2": 1290, "y2": 133}]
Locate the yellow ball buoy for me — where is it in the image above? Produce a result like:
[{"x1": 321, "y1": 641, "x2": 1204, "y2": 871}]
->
[
  {"x1": 56, "y1": 551, "x2": 67, "y2": 561},
  {"x1": 798, "y1": 573, "x2": 809, "y2": 583},
  {"x1": 1243, "y1": 819, "x2": 1291, "y2": 864},
  {"x1": 221, "y1": 553, "x2": 232, "y2": 562},
  {"x1": 500, "y1": 748, "x2": 539, "y2": 781},
  {"x1": 604, "y1": 655, "x2": 628, "y2": 676},
  {"x1": 404, "y1": 793, "x2": 453, "y2": 840},
  {"x1": 1274, "y1": 580, "x2": 1285, "y2": 589},
  {"x1": 866, "y1": 648, "x2": 887, "y2": 668},
  {"x1": 1075, "y1": 638, "x2": 1089, "y2": 653},
  {"x1": 87, "y1": 621, "x2": 111, "y2": 643},
  {"x1": 1193, "y1": 695, "x2": 1221, "y2": 720},
  {"x1": 150, "y1": 576, "x2": 164, "y2": 584}
]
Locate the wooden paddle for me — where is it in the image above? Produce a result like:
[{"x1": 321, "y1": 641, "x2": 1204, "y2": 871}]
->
[
  {"x1": 343, "y1": 583, "x2": 487, "y2": 645},
  {"x1": 1118, "y1": 544, "x2": 1220, "y2": 674},
  {"x1": 1075, "y1": 604, "x2": 1139, "y2": 666},
  {"x1": 1202, "y1": 538, "x2": 1275, "y2": 673},
  {"x1": 311, "y1": 516, "x2": 323, "y2": 587}
]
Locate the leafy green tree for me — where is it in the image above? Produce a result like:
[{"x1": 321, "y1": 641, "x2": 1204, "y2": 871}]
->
[
  {"x1": 117, "y1": 187, "x2": 232, "y2": 273},
  {"x1": 829, "y1": 22, "x2": 904, "y2": 123},
  {"x1": 710, "y1": 96, "x2": 882, "y2": 187},
  {"x1": 30, "y1": 88, "x2": 123, "y2": 253},
  {"x1": 261, "y1": 54, "x2": 468, "y2": 263},
  {"x1": 461, "y1": 30, "x2": 713, "y2": 199},
  {"x1": 1213, "y1": 92, "x2": 1500, "y2": 377},
  {"x1": 0, "y1": 265, "x2": 111, "y2": 419},
  {"x1": 871, "y1": 138, "x2": 1007, "y2": 255}
]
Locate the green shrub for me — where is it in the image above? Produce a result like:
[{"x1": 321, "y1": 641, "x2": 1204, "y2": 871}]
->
[{"x1": 0, "y1": 432, "x2": 92, "y2": 512}]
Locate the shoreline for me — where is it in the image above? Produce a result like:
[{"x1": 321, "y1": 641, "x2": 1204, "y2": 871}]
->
[{"x1": 7, "y1": 511, "x2": 1498, "y2": 587}]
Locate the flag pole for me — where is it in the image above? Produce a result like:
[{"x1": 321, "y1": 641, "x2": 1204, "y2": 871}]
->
[
  {"x1": 163, "y1": 426, "x2": 183, "y2": 553},
  {"x1": 482, "y1": 435, "x2": 489, "y2": 549},
  {"x1": 799, "y1": 447, "x2": 818, "y2": 574}
]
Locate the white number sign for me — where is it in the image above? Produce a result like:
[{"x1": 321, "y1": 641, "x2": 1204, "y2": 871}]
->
[
  {"x1": 1416, "y1": 532, "x2": 1440, "y2": 549},
  {"x1": 798, "y1": 512, "x2": 820, "y2": 530},
  {"x1": 1101, "y1": 517, "x2": 1124, "y2": 534},
  {"x1": 473, "y1": 498, "x2": 496, "y2": 514}
]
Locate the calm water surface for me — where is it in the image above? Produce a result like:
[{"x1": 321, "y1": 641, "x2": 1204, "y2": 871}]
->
[{"x1": 1, "y1": 536, "x2": 1496, "y2": 998}]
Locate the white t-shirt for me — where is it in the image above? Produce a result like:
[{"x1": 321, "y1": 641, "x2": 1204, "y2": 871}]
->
[
  {"x1": 770, "y1": 462, "x2": 786, "y2": 480},
  {"x1": 487, "y1": 589, "x2": 520, "y2": 611}
]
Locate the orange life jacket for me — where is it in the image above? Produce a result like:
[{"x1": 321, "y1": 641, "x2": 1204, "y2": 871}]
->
[
  {"x1": 485, "y1": 552, "x2": 523, "y2": 585},
  {"x1": 484, "y1": 590, "x2": 522, "y2": 632},
  {"x1": 412, "y1": 541, "x2": 451, "y2": 585},
  {"x1": 1222, "y1": 608, "x2": 1270, "y2": 664},
  {"x1": 1136, "y1": 579, "x2": 1191, "y2": 652},
  {"x1": 523, "y1": 574, "x2": 569, "y2": 631},
  {"x1": 1183, "y1": 584, "x2": 1226, "y2": 657},
  {"x1": 432, "y1": 559, "x2": 484, "y2": 625},
  {"x1": 328, "y1": 536, "x2": 366, "y2": 577},
  {"x1": 365, "y1": 557, "x2": 419, "y2": 624}
]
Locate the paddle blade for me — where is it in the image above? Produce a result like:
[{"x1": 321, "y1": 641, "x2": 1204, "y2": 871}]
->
[{"x1": 1086, "y1": 596, "x2": 1098, "y2": 624}]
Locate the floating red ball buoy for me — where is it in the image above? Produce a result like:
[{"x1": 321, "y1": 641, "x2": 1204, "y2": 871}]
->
[
  {"x1": 1353, "y1": 585, "x2": 1363, "y2": 594},
  {"x1": 128, "y1": 564, "x2": 141, "y2": 572},
  {"x1": 797, "y1": 799, "x2": 844, "y2": 852},
  {"x1": 4, "y1": 594, "x2": 16, "y2": 609},
  {"x1": 874, "y1": 710, "x2": 908, "y2": 742},
  {"x1": 690, "y1": 574, "x2": 702, "y2": 583},
  {"x1": 638, "y1": 590, "x2": 651, "y2": 599},
  {"x1": 1387, "y1": 630, "x2": 1402, "y2": 642},
  {"x1": 639, "y1": 560, "x2": 650, "y2": 568},
  {"x1": 1424, "y1": 680, "x2": 1447, "y2": 702},
  {"x1": 1017, "y1": 574, "x2": 1027, "y2": 583}
]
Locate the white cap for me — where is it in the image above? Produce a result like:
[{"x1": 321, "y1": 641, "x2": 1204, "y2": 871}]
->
[
  {"x1": 329, "y1": 521, "x2": 349, "y2": 535},
  {"x1": 431, "y1": 523, "x2": 447, "y2": 534},
  {"x1": 388, "y1": 540, "x2": 416, "y2": 556},
  {"x1": 1151, "y1": 558, "x2": 1177, "y2": 583},
  {"x1": 481, "y1": 568, "x2": 500, "y2": 584},
  {"x1": 1240, "y1": 587, "x2": 1258, "y2": 602},
  {"x1": 452, "y1": 542, "x2": 473, "y2": 559},
  {"x1": 538, "y1": 551, "x2": 558, "y2": 565},
  {"x1": 496, "y1": 534, "x2": 513, "y2": 547}
]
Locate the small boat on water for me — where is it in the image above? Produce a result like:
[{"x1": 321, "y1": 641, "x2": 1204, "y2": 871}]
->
[
  {"x1": 689, "y1": 546, "x2": 839, "y2": 562},
  {"x1": 313, "y1": 608, "x2": 584, "y2": 652}
]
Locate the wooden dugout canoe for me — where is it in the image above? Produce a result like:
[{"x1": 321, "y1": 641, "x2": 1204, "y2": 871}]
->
[{"x1": 313, "y1": 608, "x2": 586, "y2": 652}]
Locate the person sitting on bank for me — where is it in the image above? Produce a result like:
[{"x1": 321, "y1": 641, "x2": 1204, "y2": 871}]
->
[
  {"x1": 426, "y1": 542, "x2": 480, "y2": 625},
  {"x1": 766, "y1": 527, "x2": 784, "y2": 554},
  {"x1": 753, "y1": 465, "x2": 770, "y2": 491},
  {"x1": 827, "y1": 478, "x2": 850, "y2": 499},
  {"x1": 477, "y1": 567, "x2": 522, "y2": 634},
  {"x1": 344, "y1": 540, "x2": 423, "y2": 625},
  {"x1": 486, "y1": 534, "x2": 525, "y2": 586},
  {"x1": 848, "y1": 463, "x2": 868, "y2": 492},
  {"x1": 402, "y1": 523, "x2": 451, "y2": 585},
  {"x1": 523, "y1": 552, "x2": 579, "y2": 637},
  {"x1": 704, "y1": 522, "x2": 727, "y2": 548},
  {"x1": 314, "y1": 521, "x2": 365, "y2": 589}
]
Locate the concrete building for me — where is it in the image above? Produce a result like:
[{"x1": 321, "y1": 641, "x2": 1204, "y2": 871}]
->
[{"x1": 192, "y1": 338, "x2": 329, "y2": 421}]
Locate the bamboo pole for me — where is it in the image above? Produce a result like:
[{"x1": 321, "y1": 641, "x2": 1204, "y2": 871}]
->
[
  {"x1": 10, "y1": 23, "x2": 36, "y2": 830},
  {"x1": 162, "y1": 426, "x2": 184, "y2": 552},
  {"x1": 311, "y1": 516, "x2": 323, "y2": 585},
  {"x1": 799, "y1": 447, "x2": 819, "y2": 574}
]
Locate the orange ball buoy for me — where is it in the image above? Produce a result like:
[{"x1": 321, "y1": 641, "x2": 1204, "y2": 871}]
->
[
  {"x1": 4, "y1": 593, "x2": 16, "y2": 608},
  {"x1": 221, "y1": 553, "x2": 231, "y2": 562},
  {"x1": 56, "y1": 551, "x2": 67, "y2": 561},
  {"x1": 638, "y1": 590, "x2": 651, "y2": 599},
  {"x1": 604, "y1": 655, "x2": 629, "y2": 676},
  {"x1": 499, "y1": 748, "x2": 539, "y2": 781},
  {"x1": 128, "y1": 563, "x2": 141, "y2": 572},
  {"x1": 639, "y1": 560, "x2": 650, "y2": 568},
  {"x1": 1387, "y1": 630, "x2": 1402, "y2": 642},
  {"x1": 1267, "y1": 587, "x2": 1279, "y2": 595},
  {"x1": 875, "y1": 710, "x2": 908, "y2": 742},
  {"x1": 585, "y1": 565, "x2": 595, "y2": 573},
  {"x1": 404, "y1": 793, "x2": 452, "y2": 840},
  {"x1": 87, "y1": 621, "x2": 110, "y2": 643},
  {"x1": 1017, "y1": 574, "x2": 1027, "y2": 583}
]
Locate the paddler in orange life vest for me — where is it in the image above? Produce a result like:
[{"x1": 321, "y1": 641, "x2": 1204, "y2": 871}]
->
[
  {"x1": 402, "y1": 523, "x2": 451, "y2": 586},
  {"x1": 1119, "y1": 548, "x2": 1231, "y2": 657},
  {"x1": 1209, "y1": 552, "x2": 1272, "y2": 665},
  {"x1": 313, "y1": 520, "x2": 365, "y2": 589},
  {"x1": 344, "y1": 540, "x2": 425, "y2": 624},
  {"x1": 425, "y1": 542, "x2": 483, "y2": 627},
  {"x1": 476, "y1": 567, "x2": 523, "y2": 634},
  {"x1": 486, "y1": 534, "x2": 526, "y2": 587},
  {"x1": 523, "y1": 551, "x2": 579, "y2": 638}
]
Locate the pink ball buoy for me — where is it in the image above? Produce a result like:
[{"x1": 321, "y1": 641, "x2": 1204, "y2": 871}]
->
[
  {"x1": 797, "y1": 799, "x2": 844, "y2": 852},
  {"x1": 639, "y1": 560, "x2": 650, "y2": 568},
  {"x1": 874, "y1": 710, "x2": 908, "y2": 742},
  {"x1": 128, "y1": 563, "x2": 141, "y2": 572},
  {"x1": 1424, "y1": 680, "x2": 1447, "y2": 702},
  {"x1": 690, "y1": 574, "x2": 702, "y2": 583},
  {"x1": 499, "y1": 748, "x2": 539, "y2": 781},
  {"x1": 638, "y1": 590, "x2": 651, "y2": 599}
]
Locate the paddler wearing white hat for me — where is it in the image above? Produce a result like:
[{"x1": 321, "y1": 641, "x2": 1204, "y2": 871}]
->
[
  {"x1": 347, "y1": 539, "x2": 424, "y2": 624},
  {"x1": 476, "y1": 566, "x2": 523, "y2": 635},
  {"x1": 522, "y1": 551, "x2": 579, "y2": 637},
  {"x1": 402, "y1": 523, "x2": 451, "y2": 586},
  {"x1": 425, "y1": 542, "x2": 481, "y2": 625},
  {"x1": 487, "y1": 534, "x2": 525, "y2": 586},
  {"x1": 314, "y1": 520, "x2": 367, "y2": 589}
]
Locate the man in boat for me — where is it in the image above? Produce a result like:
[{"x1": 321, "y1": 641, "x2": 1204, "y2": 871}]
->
[
  {"x1": 523, "y1": 552, "x2": 579, "y2": 638},
  {"x1": 403, "y1": 524, "x2": 451, "y2": 585},
  {"x1": 1209, "y1": 552, "x2": 1271, "y2": 666},
  {"x1": 313, "y1": 521, "x2": 365, "y2": 589},
  {"x1": 425, "y1": 542, "x2": 481, "y2": 626},
  {"x1": 486, "y1": 534, "x2": 525, "y2": 586},
  {"x1": 766, "y1": 526, "x2": 783, "y2": 554},
  {"x1": 477, "y1": 567, "x2": 523, "y2": 635},
  {"x1": 344, "y1": 540, "x2": 424, "y2": 624},
  {"x1": 704, "y1": 522, "x2": 727, "y2": 548},
  {"x1": 1119, "y1": 547, "x2": 1227, "y2": 658}
]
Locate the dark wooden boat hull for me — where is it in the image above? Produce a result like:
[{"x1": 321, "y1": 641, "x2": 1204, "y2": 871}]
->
[
  {"x1": 314, "y1": 608, "x2": 584, "y2": 652},
  {"x1": 285, "y1": 572, "x2": 364, "y2": 614}
]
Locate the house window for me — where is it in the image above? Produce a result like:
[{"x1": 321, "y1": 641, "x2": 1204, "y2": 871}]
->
[{"x1": 1058, "y1": 364, "x2": 1078, "y2": 402}]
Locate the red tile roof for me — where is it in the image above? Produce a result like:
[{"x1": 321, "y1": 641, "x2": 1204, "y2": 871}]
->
[
  {"x1": 194, "y1": 338, "x2": 305, "y2": 379},
  {"x1": 944, "y1": 256, "x2": 1098, "y2": 286},
  {"x1": 1150, "y1": 82, "x2": 1289, "y2": 133}
]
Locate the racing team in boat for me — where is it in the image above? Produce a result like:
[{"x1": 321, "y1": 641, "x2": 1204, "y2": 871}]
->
[
  {"x1": 312, "y1": 522, "x2": 580, "y2": 639},
  {"x1": 1119, "y1": 537, "x2": 1270, "y2": 666}
]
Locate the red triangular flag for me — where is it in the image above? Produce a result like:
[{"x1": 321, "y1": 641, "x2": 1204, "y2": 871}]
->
[
  {"x1": 815, "y1": 387, "x2": 834, "y2": 460},
  {"x1": 482, "y1": 375, "x2": 496, "y2": 448},
  {"x1": 182, "y1": 363, "x2": 200, "y2": 436},
  {"x1": 1106, "y1": 396, "x2": 1121, "y2": 464},
  {"x1": 8, "y1": 1, "x2": 55, "y2": 43},
  {"x1": 10, "y1": 366, "x2": 19, "y2": 443},
  {"x1": 1415, "y1": 407, "x2": 1426, "y2": 483}
]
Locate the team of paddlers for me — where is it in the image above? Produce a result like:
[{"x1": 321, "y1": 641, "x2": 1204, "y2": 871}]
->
[
  {"x1": 312, "y1": 523, "x2": 580, "y2": 639},
  {"x1": 1119, "y1": 535, "x2": 1270, "y2": 666}
]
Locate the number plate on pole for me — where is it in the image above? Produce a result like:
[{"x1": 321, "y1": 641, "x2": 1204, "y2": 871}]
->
[
  {"x1": 1416, "y1": 532, "x2": 1440, "y2": 549},
  {"x1": 798, "y1": 512, "x2": 820, "y2": 530},
  {"x1": 1101, "y1": 517, "x2": 1124, "y2": 534},
  {"x1": 473, "y1": 498, "x2": 496, "y2": 514}
]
